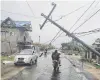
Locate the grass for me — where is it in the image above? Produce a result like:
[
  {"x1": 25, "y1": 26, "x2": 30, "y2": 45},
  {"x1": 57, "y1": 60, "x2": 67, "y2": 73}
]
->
[
  {"x1": 1, "y1": 56, "x2": 14, "y2": 62},
  {"x1": 85, "y1": 60, "x2": 100, "y2": 69},
  {"x1": 94, "y1": 64, "x2": 100, "y2": 69}
]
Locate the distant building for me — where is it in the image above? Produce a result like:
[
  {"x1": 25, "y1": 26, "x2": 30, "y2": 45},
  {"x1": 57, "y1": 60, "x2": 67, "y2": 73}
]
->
[
  {"x1": 85, "y1": 38, "x2": 100, "y2": 64},
  {"x1": 1, "y1": 17, "x2": 32, "y2": 55},
  {"x1": 92, "y1": 38, "x2": 100, "y2": 64}
]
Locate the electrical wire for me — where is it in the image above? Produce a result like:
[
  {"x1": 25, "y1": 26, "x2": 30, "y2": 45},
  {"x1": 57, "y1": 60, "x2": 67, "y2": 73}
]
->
[
  {"x1": 43, "y1": 1, "x2": 99, "y2": 45},
  {"x1": 46, "y1": 2, "x2": 89, "y2": 23},
  {"x1": 43, "y1": 30, "x2": 61, "y2": 44},
  {"x1": 52, "y1": 26, "x2": 100, "y2": 43},
  {"x1": 77, "y1": 31, "x2": 100, "y2": 37},
  {"x1": 72, "y1": 9, "x2": 100, "y2": 33},
  {"x1": 49, "y1": 30, "x2": 62, "y2": 44},
  {"x1": 73, "y1": 28, "x2": 100, "y2": 35},
  {"x1": 1, "y1": 10, "x2": 35, "y2": 17},
  {"x1": 43, "y1": 27, "x2": 100, "y2": 44},
  {"x1": 49, "y1": 0, "x2": 96, "y2": 43},
  {"x1": 1, "y1": 9, "x2": 42, "y2": 19},
  {"x1": 95, "y1": 1, "x2": 100, "y2": 7},
  {"x1": 53, "y1": 8, "x2": 100, "y2": 42},
  {"x1": 69, "y1": 0, "x2": 95, "y2": 31},
  {"x1": 46, "y1": 3, "x2": 90, "y2": 45},
  {"x1": 26, "y1": 0, "x2": 40, "y2": 18},
  {"x1": 53, "y1": 9, "x2": 100, "y2": 41},
  {"x1": 54, "y1": 2, "x2": 90, "y2": 22}
]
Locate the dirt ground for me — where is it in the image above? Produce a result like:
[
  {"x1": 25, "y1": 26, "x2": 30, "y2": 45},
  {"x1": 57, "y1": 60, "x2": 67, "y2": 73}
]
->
[
  {"x1": 84, "y1": 63, "x2": 100, "y2": 80},
  {"x1": 68, "y1": 55, "x2": 100, "y2": 80}
]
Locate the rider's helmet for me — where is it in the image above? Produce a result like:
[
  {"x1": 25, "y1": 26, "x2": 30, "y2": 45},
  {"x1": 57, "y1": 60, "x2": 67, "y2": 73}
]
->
[{"x1": 54, "y1": 50, "x2": 58, "y2": 53}]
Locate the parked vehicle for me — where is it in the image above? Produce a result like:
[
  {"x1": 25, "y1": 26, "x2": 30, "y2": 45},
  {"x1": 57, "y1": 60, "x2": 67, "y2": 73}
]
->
[{"x1": 14, "y1": 49, "x2": 38, "y2": 66}]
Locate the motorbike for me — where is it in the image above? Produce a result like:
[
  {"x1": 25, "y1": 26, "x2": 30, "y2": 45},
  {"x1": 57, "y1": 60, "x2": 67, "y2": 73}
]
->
[
  {"x1": 44, "y1": 50, "x2": 47, "y2": 55},
  {"x1": 53, "y1": 60, "x2": 59, "y2": 72}
]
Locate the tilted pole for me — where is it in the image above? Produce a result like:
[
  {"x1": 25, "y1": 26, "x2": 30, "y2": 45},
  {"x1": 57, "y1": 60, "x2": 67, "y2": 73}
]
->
[
  {"x1": 40, "y1": 2, "x2": 56, "y2": 29},
  {"x1": 41, "y1": 13, "x2": 100, "y2": 57}
]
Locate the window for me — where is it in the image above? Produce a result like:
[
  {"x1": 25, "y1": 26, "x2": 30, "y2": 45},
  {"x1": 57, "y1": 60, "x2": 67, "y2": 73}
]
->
[
  {"x1": 97, "y1": 44, "x2": 100, "y2": 47},
  {"x1": 24, "y1": 36, "x2": 26, "y2": 42},
  {"x1": 19, "y1": 50, "x2": 32, "y2": 55},
  {"x1": 7, "y1": 21, "x2": 11, "y2": 25},
  {"x1": 1, "y1": 32, "x2": 5, "y2": 36}
]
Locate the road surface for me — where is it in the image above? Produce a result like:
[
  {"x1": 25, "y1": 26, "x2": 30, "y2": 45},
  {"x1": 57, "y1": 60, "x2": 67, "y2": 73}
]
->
[{"x1": 16, "y1": 51, "x2": 88, "y2": 80}]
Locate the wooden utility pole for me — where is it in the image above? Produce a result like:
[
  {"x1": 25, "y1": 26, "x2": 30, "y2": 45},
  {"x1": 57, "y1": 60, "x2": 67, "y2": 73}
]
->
[
  {"x1": 40, "y1": 3, "x2": 100, "y2": 57},
  {"x1": 40, "y1": 2, "x2": 56, "y2": 29}
]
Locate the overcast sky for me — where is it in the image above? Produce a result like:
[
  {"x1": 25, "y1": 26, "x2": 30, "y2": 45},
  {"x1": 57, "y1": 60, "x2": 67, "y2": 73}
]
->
[{"x1": 1, "y1": 0, "x2": 100, "y2": 48}]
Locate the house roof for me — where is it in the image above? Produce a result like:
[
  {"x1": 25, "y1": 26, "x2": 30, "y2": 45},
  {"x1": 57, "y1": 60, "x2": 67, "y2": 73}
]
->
[
  {"x1": 15, "y1": 21, "x2": 31, "y2": 27},
  {"x1": 1, "y1": 17, "x2": 32, "y2": 31}
]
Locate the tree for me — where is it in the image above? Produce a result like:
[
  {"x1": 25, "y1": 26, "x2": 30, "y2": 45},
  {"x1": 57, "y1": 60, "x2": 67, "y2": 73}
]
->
[{"x1": 33, "y1": 42, "x2": 55, "y2": 51}]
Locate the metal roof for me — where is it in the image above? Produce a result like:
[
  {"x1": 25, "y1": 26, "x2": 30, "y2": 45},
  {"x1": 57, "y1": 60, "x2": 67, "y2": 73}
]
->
[
  {"x1": 1, "y1": 17, "x2": 32, "y2": 31},
  {"x1": 15, "y1": 21, "x2": 31, "y2": 27}
]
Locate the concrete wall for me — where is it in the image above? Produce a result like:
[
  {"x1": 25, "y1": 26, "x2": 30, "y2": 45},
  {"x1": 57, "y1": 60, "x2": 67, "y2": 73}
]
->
[{"x1": 1, "y1": 28, "x2": 30, "y2": 54}]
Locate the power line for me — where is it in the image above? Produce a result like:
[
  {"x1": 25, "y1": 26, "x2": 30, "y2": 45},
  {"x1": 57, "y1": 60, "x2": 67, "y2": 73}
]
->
[
  {"x1": 46, "y1": 2, "x2": 89, "y2": 23},
  {"x1": 95, "y1": 1, "x2": 100, "y2": 7},
  {"x1": 49, "y1": 8, "x2": 100, "y2": 44},
  {"x1": 55, "y1": 9, "x2": 100, "y2": 41},
  {"x1": 54, "y1": 2, "x2": 90, "y2": 21},
  {"x1": 49, "y1": 30, "x2": 61, "y2": 44},
  {"x1": 77, "y1": 31, "x2": 100, "y2": 37},
  {"x1": 42, "y1": 2, "x2": 98, "y2": 45},
  {"x1": 47, "y1": 1, "x2": 95, "y2": 42},
  {"x1": 1, "y1": 9, "x2": 42, "y2": 19},
  {"x1": 26, "y1": 0, "x2": 38, "y2": 18},
  {"x1": 46, "y1": 3, "x2": 90, "y2": 45},
  {"x1": 43, "y1": 40, "x2": 52, "y2": 44},
  {"x1": 49, "y1": 1, "x2": 96, "y2": 43},
  {"x1": 1, "y1": 1, "x2": 88, "y2": 21},
  {"x1": 44, "y1": 27, "x2": 100, "y2": 44},
  {"x1": 1, "y1": 10, "x2": 34, "y2": 17},
  {"x1": 72, "y1": 9, "x2": 100, "y2": 33},
  {"x1": 52, "y1": 26, "x2": 100, "y2": 43},
  {"x1": 43, "y1": 30, "x2": 61, "y2": 44},
  {"x1": 69, "y1": 0, "x2": 95, "y2": 31},
  {"x1": 74, "y1": 28, "x2": 100, "y2": 35}
]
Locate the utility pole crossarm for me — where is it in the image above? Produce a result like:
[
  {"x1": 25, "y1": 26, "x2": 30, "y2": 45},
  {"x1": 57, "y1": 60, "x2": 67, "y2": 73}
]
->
[
  {"x1": 41, "y1": 13, "x2": 100, "y2": 57},
  {"x1": 40, "y1": 2, "x2": 56, "y2": 30}
]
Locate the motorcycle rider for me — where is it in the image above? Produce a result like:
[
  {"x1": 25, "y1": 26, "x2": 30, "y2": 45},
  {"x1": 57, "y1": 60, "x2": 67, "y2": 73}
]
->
[
  {"x1": 52, "y1": 50, "x2": 61, "y2": 66},
  {"x1": 44, "y1": 49, "x2": 47, "y2": 55}
]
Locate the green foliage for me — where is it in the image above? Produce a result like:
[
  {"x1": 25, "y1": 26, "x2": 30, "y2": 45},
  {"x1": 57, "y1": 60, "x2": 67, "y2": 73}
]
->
[
  {"x1": 94, "y1": 63, "x2": 100, "y2": 69},
  {"x1": 1, "y1": 56, "x2": 14, "y2": 61},
  {"x1": 61, "y1": 40, "x2": 86, "y2": 52},
  {"x1": 33, "y1": 42, "x2": 55, "y2": 51}
]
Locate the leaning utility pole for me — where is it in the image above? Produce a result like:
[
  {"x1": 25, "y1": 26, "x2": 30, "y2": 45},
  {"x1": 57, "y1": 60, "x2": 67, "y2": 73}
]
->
[
  {"x1": 40, "y1": 2, "x2": 56, "y2": 29},
  {"x1": 40, "y1": 2, "x2": 100, "y2": 57}
]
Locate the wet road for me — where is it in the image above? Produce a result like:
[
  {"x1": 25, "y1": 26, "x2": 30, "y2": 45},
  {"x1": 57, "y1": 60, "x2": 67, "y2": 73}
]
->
[{"x1": 19, "y1": 51, "x2": 88, "y2": 80}]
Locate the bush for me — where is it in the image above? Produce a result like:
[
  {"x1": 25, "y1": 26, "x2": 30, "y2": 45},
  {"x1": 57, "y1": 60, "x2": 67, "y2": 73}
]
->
[{"x1": 1, "y1": 56, "x2": 14, "y2": 61}]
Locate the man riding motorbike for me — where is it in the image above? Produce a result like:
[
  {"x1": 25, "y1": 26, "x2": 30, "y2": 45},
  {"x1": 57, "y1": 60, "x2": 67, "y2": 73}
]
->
[
  {"x1": 52, "y1": 50, "x2": 61, "y2": 67},
  {"x1": 44, "y1": 49, "x2": 47, "y2": 55}
]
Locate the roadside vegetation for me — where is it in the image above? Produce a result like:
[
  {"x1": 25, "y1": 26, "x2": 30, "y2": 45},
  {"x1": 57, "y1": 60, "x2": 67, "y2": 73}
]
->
[
  {"x1": 33, "y1": 42, "x2": 55, "y2": 51},
  {"x1": 1, "y1": 56, "x2": 14, "y2": 62},
  {"x1": 94, "y1": 63, "x2": 100, "y2": 69}
]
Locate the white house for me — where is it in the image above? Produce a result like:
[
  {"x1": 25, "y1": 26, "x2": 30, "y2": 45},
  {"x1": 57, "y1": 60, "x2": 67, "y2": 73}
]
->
[{"x1": 1, "y1": 17, "x2": 32, "y2": 55}]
